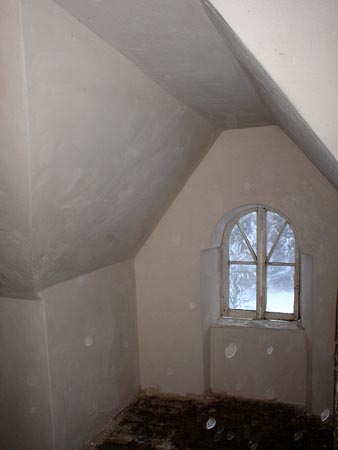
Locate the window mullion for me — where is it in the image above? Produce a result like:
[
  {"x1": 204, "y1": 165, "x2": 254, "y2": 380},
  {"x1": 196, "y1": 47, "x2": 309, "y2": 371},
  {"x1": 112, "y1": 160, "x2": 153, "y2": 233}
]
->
[
  {"x1": 257, "y1": 208, "x2": 266, "y2": 319},
  {"x1": 237, "y1": 222, "x2": 257, "y2": 261},
  {"x1": 262, "y1": 210, "x2": 267, "y2": 319},
  {"x1": 266, "y1": 221, "x2": 287, "y2": 262}
]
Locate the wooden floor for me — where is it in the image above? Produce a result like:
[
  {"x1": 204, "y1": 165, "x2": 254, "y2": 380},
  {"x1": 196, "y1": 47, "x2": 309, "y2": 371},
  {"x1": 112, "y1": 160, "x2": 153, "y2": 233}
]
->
[{"x1": 82, "y1": 394, "x2": 333, "y2": 450}]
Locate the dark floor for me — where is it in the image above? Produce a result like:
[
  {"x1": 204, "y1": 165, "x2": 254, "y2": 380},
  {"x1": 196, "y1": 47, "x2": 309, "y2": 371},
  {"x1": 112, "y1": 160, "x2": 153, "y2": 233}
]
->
[{"x1": 82, "y1": 394, "x2": 333, "y2": 450}]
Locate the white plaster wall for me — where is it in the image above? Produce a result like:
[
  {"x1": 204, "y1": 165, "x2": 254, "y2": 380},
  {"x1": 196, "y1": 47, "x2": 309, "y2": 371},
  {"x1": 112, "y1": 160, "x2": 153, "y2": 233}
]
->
[
  {"x1": 0, "y1": 0, "x2": 34, "y2": 297},
  {"x1": 211, "y1": 325, "x2": 307, "y2": 405},
  {"x1": 209, "y1": 0, "x2": 338, "y2": 160},
  {"x1": 0, "y1": 260, "x2": 139, "y2": 450},
  {"x1": 135, "y1": 126, "x2": 338, "y2": 414},
  {"x1": 40, "y1": 259, "x2": 139, "y2": 450},
  {"x1": 0, "y1": 298, "x2": 53, "y2": 450}
]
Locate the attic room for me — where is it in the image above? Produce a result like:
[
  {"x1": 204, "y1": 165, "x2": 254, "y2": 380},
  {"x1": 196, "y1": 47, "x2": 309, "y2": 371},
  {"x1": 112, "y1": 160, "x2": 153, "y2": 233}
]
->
[{"x1": 1, "y1": 1, "x2": 338, "y2": 449}]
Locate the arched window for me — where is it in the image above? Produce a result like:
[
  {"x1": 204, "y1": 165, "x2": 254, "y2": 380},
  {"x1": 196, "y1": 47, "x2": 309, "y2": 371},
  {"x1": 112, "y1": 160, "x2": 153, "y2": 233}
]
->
[{"x1": 222, "y1": 206, "x2": 299, "y2": 320}]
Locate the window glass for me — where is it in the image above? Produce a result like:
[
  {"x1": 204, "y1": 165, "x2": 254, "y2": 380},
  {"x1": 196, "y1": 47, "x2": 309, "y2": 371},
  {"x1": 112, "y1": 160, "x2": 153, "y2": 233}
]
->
[
  {"x1": 267, "y1": 211, "x2": 285, "y2": 254},
  {"x1": 229, "y1": 264, "x2": 256, "y2": 310},
  {"x1": 266, "y1": 265, "x2": 294, "y2": 313},
  {"x1": 239, "y1": 211, "x2": 257, "y2": 255},
  {"x1": 223, "y1": 207, "x2": 298, "y2": 320},
  {"x1": 269, "y1": 224, "x2": 295, "y2": 263},
  {"x1": 229, "y1": 224, "x2": 254, "y2": 261}
]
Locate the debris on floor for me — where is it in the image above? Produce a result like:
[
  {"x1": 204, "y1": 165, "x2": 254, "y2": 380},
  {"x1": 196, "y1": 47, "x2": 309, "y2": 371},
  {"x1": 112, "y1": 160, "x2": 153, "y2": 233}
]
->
[{"x1": 81, "y1": 394, "x2": 333, "y2": 450}]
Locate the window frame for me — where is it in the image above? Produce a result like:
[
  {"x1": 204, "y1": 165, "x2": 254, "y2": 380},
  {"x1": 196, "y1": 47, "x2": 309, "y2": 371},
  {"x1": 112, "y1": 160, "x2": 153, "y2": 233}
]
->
[{"x1": 221, "y1": 206, "x2": 300, "y2": 321}]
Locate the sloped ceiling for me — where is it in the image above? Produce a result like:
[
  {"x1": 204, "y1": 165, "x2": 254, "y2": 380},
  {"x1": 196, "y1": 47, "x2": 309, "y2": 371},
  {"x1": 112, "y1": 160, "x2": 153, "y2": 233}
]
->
[
  {"x1": 0, "y1": 0, "x2": 273, "y2": 298},
  {"x1": 53, "y1": 0, "x2": 272, "y2": 128},
  {"x1": 202, "y1": 0, "x2": 338, "y2": 190},
  {"x1": 54, "y1": 0, "x2": 338, "y2": 189},
  {"x1": 21, "y1": 0, "x2": 222, "y2": 294},
  {"x1": 1, "y1": 0, "x2": 336, "y2": 298},
  {"x1": 207, "y1": 0, "x2": 338, "y2": 160}
]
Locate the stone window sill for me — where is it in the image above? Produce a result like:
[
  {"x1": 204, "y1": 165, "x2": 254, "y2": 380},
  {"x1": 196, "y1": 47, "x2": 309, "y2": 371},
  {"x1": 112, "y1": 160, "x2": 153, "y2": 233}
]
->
[{"x1": 212, "y1": 317, "x2": 304, "y2": 331}]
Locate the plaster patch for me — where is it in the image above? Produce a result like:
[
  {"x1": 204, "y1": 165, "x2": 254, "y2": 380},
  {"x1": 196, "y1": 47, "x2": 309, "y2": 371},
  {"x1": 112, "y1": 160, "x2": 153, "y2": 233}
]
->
[
  {"x1": 225, "y1": 342, "x2": 237, "y2": 359},
  {"x1": 294, "y1": 431, "x2": 303, "y2": 442},
  {"x1": 84, "y1": 335, "x2": 94, "y2": 347},
  {"x1": 226, "y1": 431, "x2": 235, "y2": 441},
  {"x1": 320, "y1": 409, "x2": 330, "y2": 422},
  {"x1": 206, "y1": 417, "x2": 216, "y2": 430},
  {"x1": 188, "y1": 301, "x2": 196, "y2": 311},
  {"x1": 266, "y1": 345, "x2": 274, "y2": 355}
]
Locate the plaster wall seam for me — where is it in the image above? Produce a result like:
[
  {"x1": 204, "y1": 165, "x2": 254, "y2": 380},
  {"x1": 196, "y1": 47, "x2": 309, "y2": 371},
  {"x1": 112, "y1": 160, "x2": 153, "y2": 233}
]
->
[
  {"x1": 0, "y1": 0, "x2": 37, "y2": 298},
  {"x1": 51, "y1": 0, "x2": 217, "y2": 129},
  {"x1": 18, "y1": 0, "x2": 35, "y2": 288},
  {"x1": 132, "y1": 127, "x2": 222, "y2": 259},
  {"x1": 41, "y1": 297, "x2": 56, "y2": 450},
  {"x1": 131, "y1": 259, "x2": 142, "y2": 391}
]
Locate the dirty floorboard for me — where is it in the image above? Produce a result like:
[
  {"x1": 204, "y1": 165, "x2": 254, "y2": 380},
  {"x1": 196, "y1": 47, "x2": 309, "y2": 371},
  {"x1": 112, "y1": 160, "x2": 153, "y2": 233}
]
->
[{"x1": 82, "y1": 394, "x2": 333, "y2": 450}]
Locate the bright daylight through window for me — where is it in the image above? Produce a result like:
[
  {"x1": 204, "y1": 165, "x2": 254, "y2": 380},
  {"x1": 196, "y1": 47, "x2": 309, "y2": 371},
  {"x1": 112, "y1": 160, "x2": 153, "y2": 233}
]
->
[{"x1": 222, "y1": 207, "x2": 299, "y2": 320}]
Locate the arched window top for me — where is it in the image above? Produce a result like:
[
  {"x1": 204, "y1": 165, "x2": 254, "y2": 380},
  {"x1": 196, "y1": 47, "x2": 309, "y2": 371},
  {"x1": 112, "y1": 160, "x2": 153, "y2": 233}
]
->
[{"x1": 220, "y1": 206, "x2": 299, "y2": 321}]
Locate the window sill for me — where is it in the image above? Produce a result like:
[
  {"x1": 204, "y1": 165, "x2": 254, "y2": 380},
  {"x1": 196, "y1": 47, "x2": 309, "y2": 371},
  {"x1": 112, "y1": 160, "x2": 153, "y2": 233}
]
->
[{"x1": 212, "y1": 317, "x2": 304, "y2": 331}]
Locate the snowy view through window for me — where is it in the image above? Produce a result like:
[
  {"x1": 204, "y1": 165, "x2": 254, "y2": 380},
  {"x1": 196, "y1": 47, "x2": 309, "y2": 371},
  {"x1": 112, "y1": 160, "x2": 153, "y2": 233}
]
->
[{"x1": 229, "y1": 210, "x2": 295, "y2": 314}]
